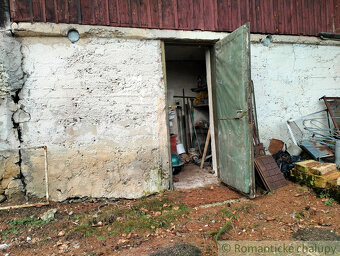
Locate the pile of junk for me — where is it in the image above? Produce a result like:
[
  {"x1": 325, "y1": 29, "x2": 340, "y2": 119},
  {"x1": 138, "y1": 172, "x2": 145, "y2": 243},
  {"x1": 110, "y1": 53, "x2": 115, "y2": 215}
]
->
[
  {"x1": 274, "y1": 96, "x2": 340, "y2": 172},
  {"x1": 168, "y1": 79, "x2": 213, "y2": 174},
  {"x1": 268, "y1": 96, "x2": 340, "y2": 200}
]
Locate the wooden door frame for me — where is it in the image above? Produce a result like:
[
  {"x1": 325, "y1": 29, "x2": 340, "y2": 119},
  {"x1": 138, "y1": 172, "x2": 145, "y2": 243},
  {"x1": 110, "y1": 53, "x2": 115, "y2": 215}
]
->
[{"x1": 162, "y1": 42, "x2": 218, "y2": 190}]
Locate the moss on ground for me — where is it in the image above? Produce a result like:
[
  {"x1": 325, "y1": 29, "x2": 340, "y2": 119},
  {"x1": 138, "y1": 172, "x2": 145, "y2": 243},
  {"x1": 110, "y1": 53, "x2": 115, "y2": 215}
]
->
[{"x1": 70, "y1": 196, "x2": 189, "y2": 238}]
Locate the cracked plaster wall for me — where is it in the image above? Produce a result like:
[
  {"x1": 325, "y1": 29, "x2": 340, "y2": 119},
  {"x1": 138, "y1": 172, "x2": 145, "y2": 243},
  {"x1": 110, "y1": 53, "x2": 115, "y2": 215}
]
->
[
  {"x1": 0, "y1": 21, "x2": 26, "y2": 202},
  {"x1": 18, "y1": 37, "x2": 170, "y2": 201},
  {"x1": 1, "y1": 25, "x2": 339, "y2": 201},
  {"x1": 252, "y1": 43, "x2": 340, "y2": 147}
]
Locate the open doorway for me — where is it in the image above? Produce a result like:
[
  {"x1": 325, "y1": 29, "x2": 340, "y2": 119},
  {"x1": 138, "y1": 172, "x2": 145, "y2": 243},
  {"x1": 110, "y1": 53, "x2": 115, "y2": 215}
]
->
[
  {"x1": 164, "y1": 44, "x2": 218, "y2": 190},
  {"x1": 164, "y1": 24, "x2": 255, "y2": 196}
]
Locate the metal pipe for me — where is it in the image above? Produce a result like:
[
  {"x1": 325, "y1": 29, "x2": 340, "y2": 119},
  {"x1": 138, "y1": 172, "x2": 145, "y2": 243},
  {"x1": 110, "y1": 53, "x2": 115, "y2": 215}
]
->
[{"x1": 43, "y1": 146, "x2": 49, "y2": 202}]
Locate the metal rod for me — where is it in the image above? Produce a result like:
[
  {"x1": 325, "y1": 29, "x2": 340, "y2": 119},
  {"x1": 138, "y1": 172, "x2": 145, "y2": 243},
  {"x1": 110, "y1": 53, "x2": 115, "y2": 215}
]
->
[
  {"x1": 44, "y1": 146, "x2": 49, "y2": 202},
  {"x1": 0, "y1": 202, "x2": 49, "y2": 211},
  {"x1": 335, "y1": 141, "x2": 340, "y2": 169},
  {"x1": 322, "y1": 97, "x2": 339, "y2": 130}
]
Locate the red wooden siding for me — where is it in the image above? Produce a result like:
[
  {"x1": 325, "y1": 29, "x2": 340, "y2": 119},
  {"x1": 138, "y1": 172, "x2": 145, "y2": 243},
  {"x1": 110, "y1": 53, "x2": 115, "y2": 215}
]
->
[{"x1": 9, "y1": 0, "x2": 340, "y2": 36}]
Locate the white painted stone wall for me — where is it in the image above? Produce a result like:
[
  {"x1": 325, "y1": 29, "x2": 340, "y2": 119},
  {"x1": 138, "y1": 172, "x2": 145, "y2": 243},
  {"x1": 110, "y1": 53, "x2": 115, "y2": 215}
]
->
[
  {"x1": 19, "y1": 37, "x2": 170, "y2": 201},
  {"x1": 251, "y1": 42, "x2": 340, "y2": 148},
  {"x1": 10, "y1": 27, "x2": 339, "y2": 200}
]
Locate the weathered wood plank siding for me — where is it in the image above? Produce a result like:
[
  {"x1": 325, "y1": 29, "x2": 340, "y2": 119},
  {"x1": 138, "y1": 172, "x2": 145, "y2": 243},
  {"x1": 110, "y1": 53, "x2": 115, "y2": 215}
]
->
[{"x1": 9, "y1": 0, "x2": 340, "y2": 35}]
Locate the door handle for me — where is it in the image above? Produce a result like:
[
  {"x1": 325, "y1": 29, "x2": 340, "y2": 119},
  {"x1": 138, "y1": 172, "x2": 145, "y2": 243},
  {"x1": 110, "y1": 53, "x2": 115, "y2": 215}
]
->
[{"x1": 218, "y1": 110, "x2": 248, "y2": 120}]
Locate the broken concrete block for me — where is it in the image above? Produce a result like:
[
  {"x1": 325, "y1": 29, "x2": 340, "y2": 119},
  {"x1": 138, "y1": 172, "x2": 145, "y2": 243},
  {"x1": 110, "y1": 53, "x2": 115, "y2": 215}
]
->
[
  {"x1": 295, "y1": 160, "x2": 321, "y2": 173},
  {"x1": 12, "y1": 109, "x2": 30, "y2": 123},
  {"x1": 292, "y1": 161, "x2": 340, "y2": 189},
  {"x1": 4, "y1": 179, "x2": 25, "y2": 201}
]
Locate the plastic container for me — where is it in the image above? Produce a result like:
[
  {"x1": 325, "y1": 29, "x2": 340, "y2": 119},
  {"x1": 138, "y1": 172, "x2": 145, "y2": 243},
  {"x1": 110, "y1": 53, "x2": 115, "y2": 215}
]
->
[
  {"x1": 170, "y1": 135, "x2": 177, "y2": 153},
  {"x1": 176, "y1": 143, "x2": 186, "y2": 154}
]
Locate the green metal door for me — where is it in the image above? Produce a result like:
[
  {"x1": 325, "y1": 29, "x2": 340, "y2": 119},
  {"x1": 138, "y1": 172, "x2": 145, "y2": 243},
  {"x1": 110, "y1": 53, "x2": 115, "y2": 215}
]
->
[{"x1": 212, "y1": 23, "x2": 255, "y2": 196}]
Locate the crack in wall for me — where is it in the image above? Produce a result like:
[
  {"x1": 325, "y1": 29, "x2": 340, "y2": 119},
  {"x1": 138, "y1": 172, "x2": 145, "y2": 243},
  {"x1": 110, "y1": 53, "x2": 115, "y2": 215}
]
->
[{"x1": 0, "y1": 21, "x2": 28, "y2": 202}]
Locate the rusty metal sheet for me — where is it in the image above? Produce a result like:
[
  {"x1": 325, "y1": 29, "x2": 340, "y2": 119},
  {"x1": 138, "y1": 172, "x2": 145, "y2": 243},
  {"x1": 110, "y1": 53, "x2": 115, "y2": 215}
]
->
[
  {"x1": 254, "y1": 155, "x2": 288, "y2": 191},
  {"x1": 300, "y1": 141, "x2": 334, "y2": 160},
  {"x1": 212, "y1": 23, "x2": 255, "y2": 196},
  {"x1": 9, "y1": 0, "x2": 340, "y2": 36}
]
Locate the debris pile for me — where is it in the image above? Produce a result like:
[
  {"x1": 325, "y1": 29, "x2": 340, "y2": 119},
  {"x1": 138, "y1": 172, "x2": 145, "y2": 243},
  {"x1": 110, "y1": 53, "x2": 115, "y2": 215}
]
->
[{"x1": 290, "y1": 160, "x2": 340, "y2": 202}]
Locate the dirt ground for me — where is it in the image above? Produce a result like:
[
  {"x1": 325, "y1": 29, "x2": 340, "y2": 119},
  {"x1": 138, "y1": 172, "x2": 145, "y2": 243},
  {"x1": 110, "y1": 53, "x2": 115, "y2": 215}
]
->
[{"x1": 0, "y1": 181, "x2": 339, "y2": 256}]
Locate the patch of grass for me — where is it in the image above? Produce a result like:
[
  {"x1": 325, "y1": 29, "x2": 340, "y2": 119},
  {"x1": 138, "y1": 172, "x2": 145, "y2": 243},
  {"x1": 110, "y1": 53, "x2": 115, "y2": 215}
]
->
[
  {"x1": 232, "y1": 203, "x2": 254, "y2": 214},
  {"x1": 0, "y1": 216, "x2": 48, "y2": 241},
  {"x1": 212, "y1": 208, "x2": 238, "y2": 243},
  {"x1": 70, "y1": 196, "x2": 189, "y2": 238},
  {"x1": 215, "y1": 217, "x2": 234, "y2": 243},
  {"x1": 10, "y1": 216, "x2": 47, "y2": 226},
  {"x1": 324, "y1": 198, "x2": 334, "y2": 207},
  {"x1": 294, "y1": 212, "x2": 304, "y2": 219},
  {"x1": 96, "y1": 235, "x2": 106, "y2": 240}
]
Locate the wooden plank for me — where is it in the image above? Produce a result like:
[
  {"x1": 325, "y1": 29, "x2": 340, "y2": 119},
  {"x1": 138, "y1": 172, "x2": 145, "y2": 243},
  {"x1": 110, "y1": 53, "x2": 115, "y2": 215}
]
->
[
  {"x1": 289, "y1": 0, "x2": 297, "y2": 34},
  {"x1": 192, "y1": 0, "x2": 204, "y2": 30},
  {"x1": 336, "y1": 0, "x2": 340, "y2": 33},
  {"x1": 296, "y1": 0, "x2": 303, "y2": 35},
  {"x1": 117, "y1": 0, "x2": 130, "y2": 26},
  {"x1": 177, "y1": 0, "x2": 192, "y2": 29},
  {"x1": 93, "y1": 0, "x2": 107, "y2": 25},
  {"x1": 44, "y1": 0, "x2": 56, "y2": 22},
  {"x1": 80, "y1": 0, "x2": 94, "y2": 24},
  {"x1": 230, "y1": 0, "x2": 239, "y2": 31},
  {"x1": 161, "y1": 0, "x2": 175, "y2": 29},
  {"x1": 307, "y1": 0, "x2": 315, "y2": 35},
  {"x1": 240, "y1": 0, "x2": 250, "y2": 27},
  {"x1": 56, "y1": 0, "x2": 68, "y2": 23},
  {"x1": 216, "y1": 0, "x2": 228, "y2": 31},
  {"x1": 32, "y1": 0, "x2": 44, "y2": 21},
  {"x1": 108, "y1": 0, "x2": 119, "y2": 24},
  {"x1": 320, "y1": 0, "x2": 326, "y2": 32},
  {"x1": 203, "y1": 0, "x2": 215, "y2": 31},
  {"x1": 149, "y1": 0, "x2": 160, "y2": 28},
  {"x1": 68, "y1": 0, "x2": 80, "y2": 24},
  {"x1": 200, "y1": 128, "x2": 211, "y2": 169},
  {"x1": 130, "y1": 0, "x2": 140, "y2": 27},
  {"x1": 139, "y1": 0, "x2": 150, "y2": 27},
  {"x1": 249, "y1": 0, "x2": 257, "y2": 32},
  {"x1": 206, "y1": 49, "x2": 217, "y2": 173},
  {"x1": 10, "y1": 0, "x2": 32, "y2": 21}
]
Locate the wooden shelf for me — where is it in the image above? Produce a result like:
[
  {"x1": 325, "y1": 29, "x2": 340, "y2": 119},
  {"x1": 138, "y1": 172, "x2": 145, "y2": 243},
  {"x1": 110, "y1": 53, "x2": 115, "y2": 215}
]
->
[
  {"x1": 193, "y1": 104, "x2": 209, "y2": 109},
  {"x1": 191, "y1": 87, "x2": 208, "y2": 92}
]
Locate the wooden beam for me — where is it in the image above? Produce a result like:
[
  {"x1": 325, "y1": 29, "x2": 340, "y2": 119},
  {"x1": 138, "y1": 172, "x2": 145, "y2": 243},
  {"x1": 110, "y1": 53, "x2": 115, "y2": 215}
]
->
[{"x1": 205, "y1": 49, "x2": 217, "y2": 172}]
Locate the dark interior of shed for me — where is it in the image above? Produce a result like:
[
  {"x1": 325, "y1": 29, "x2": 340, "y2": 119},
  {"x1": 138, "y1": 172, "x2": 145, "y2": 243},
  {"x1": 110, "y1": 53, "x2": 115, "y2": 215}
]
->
[{"x1": 165, "y1": 44, "x2": 218, "y2": 189}]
